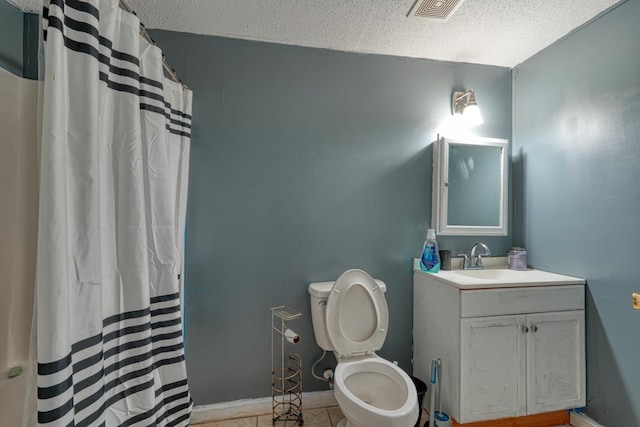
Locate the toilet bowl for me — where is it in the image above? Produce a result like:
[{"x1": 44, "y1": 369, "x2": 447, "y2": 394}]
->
[
  {"x1": 309, "y1": 269, "x2": 419, "y2": 427},
  {"x1": 334, "y1": 356, "x2": 418, "y2": 427}
]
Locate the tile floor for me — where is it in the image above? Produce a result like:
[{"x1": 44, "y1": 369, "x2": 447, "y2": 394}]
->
[
  {"x1": 191, "y1": 406, "x2": 344, "y2": 427},
  {"x1": 191, "y1": 407, "x2": 430, "y2": 427},
  {"x1": 191, "y1": 407, "x2": 573, "y2": 427}
]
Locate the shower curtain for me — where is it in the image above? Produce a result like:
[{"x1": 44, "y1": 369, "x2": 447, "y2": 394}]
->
[{"x1": 36, "y1": 0, "x2": 193, "y2": 425}]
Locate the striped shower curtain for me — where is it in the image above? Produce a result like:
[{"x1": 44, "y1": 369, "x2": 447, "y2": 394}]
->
[{"x1": 36, "y1": 0, "x2": 193, "y2": 425}]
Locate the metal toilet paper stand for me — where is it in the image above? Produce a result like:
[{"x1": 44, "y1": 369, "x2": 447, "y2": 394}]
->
[{"x1": 271, "y1": 306, "x2": 303, "y2": 425}]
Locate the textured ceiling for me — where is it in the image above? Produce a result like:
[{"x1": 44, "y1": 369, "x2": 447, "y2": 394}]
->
[{"x1": 9, "y1": 0, "x2": 621, "y2": 67}]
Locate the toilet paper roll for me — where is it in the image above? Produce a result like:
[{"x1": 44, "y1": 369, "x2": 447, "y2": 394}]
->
[{"x1": 284, "y1": 328, "x2": 300, "y2": 344}]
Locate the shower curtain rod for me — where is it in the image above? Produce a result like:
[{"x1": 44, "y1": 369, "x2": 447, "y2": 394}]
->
[{"x1": 118, "y1": 0, "x2": 188, "y2": 89}]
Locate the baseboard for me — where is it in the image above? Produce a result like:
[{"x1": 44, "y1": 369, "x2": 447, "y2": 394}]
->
[
  {"x1": 190, "y1": 390, "x2": 337, "y2": 424},
  {"x1": 570, "y1": 411, "x2": 605, "y2": 427}
]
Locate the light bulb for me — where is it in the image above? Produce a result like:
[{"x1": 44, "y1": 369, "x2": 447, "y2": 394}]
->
[{"x1": 462, "y1": 104, "x2": 483, "y2": 127}]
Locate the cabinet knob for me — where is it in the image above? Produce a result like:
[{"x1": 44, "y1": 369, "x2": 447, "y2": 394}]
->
[
  {"x1": 531, "y1": 325, "x2": 538, "y2": 333},
  {"x1": 522, "y1": 325, "x2": 529, "y2": 333}
]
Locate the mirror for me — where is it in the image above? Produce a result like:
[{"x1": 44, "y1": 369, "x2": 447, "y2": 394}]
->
[{"x1": 432, "y1": 135, "x2": 509, "y2": 236}]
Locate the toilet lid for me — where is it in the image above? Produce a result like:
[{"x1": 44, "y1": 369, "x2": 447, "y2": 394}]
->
[{"x1": 326, "y1": 269, "x2": 389, "y2": 356}]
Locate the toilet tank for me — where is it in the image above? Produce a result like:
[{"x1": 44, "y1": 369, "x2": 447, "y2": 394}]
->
[{"x1": 308, "y1": 279, "x2": 387, "y2": 351}]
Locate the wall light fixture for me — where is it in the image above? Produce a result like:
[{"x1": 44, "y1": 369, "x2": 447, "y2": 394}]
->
[{"x1": 452, "y1": 90, "x2": 484, "y2": 127}]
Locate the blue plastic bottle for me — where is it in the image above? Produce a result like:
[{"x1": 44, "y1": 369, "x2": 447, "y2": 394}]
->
[{"x1": 420, "y1": 229, "x2": 441, "y2": 273}]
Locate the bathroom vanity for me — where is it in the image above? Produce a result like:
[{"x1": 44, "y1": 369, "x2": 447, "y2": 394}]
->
[{"x1": 413, "y1": 262, "x2": 586, "y2": 424}]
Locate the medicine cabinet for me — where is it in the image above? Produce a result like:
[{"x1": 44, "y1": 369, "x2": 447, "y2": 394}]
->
[{"x1": 432, "y1": 135, "x2": 509, "y2": 236}]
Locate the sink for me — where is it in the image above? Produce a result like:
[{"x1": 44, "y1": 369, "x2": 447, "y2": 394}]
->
[
  {"x1": 452, "y1": 269, "x2": 529, "y2": 281},
  {"x1": 421, "y1": 267, "x2": 584, "y2": 289}
]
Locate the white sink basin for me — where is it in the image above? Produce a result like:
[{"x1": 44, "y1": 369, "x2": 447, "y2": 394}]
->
[
  {"x1": 423, "y1": 267, "x2": 584, "y2": 289},
  {"x1": 453, "y1": 269, "x2": 528, "y2": 281}
]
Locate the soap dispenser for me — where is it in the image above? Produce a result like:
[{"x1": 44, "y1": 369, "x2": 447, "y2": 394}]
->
[{"x1": 420, "y1": 229, "x2": 441, "y2": 273}]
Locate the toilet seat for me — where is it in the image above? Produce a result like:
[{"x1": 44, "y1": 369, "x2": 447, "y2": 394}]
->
[{"x1": 326, "y1": 269, "x2": 389, "y2": 357}]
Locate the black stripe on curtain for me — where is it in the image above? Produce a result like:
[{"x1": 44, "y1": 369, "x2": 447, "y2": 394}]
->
[
  {"x1": 38, "y1": 353, "x2": 72, "y2": 375},
  {"x1": 165, "y1": 104, "x2": 193, "y2": 120},
  {"x1": 166, "y1": 126, "x2": 192, "y2": 138},
  {"x1": 140, "y1": 76, "x2": 164, "y2": 90},
  {"x1": 37, "y1": 293, "x2": 189, "y2": 425},
  {"x1": 140, "y1": 104, "x2": 193, "y2": 140},
  {"x1": 38, "y1": 398, "x2": 74, "y2": 424},
  {"x1": 60, "y1": 0, "x2": 99, "y2": 19},
  {"x1": 42, "y1": 6, "x2": 50, "y2": 41},
  {"x1": 45, "y1": 0, "x2": 193, "y2": 127},
  {"x1": 37, "y1": 293, "x2": 181, "y2": 376},
  {"x1": 118, "y1": 380, "x2": 191, "y2": 426}
]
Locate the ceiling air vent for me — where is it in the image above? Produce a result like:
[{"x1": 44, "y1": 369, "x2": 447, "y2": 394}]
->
[{"x1": 408, "y1": 0, "x2": 466, "y2": 22}]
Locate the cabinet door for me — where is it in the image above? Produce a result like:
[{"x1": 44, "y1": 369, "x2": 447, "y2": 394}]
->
[
  {"x1": 526, "y1": 310, "x2": 586, "y2": 414},
  {"x1": 460, "y1": 315, "x2": 527, "y2": 423}
]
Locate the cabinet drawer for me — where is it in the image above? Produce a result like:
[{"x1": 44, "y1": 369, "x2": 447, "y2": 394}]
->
[{"x1": 460, "y1": 285, "x2": 584, "y2": 317}]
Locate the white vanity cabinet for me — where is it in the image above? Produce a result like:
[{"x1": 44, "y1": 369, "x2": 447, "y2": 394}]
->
[{"x1": 413, "y1": 268, "x2": 586, "y2": 424}]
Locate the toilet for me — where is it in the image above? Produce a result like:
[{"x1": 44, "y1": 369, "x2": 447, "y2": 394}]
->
[{"x1": 309, "y1": 269, "x2": 419, "y2": 427}]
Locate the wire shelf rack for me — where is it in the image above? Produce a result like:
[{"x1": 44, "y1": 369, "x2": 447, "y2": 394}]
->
[
  {"x1": 271, "y1": 306, "x2": 302, "y2": 322},
  {"x1": 271, "y1": 305, "x2": 303, "y2": 425}
]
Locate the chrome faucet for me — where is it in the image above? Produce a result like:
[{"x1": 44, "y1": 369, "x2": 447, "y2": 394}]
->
[{"x1": 460, "y1": 242, "x2": 491, "y2": 270}]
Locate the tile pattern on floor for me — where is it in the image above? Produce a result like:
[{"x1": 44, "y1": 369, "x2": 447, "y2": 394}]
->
[
  {"x1": 191, "y1": 407, "x2": 572, "y2": 427},
  {"x1": 192, "y1": 407, "x2": 343, "y2": 427}
]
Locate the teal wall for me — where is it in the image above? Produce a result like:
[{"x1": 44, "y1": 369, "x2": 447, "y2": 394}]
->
[
  {"x1": 512, "y1": 1, "x2": 640, "y2": 425},
  {"x1": 150, "y1": 30, "x2": 512, "y2": 404},
  {"x1": 0, "y1": 0, "x2": 24, "y2": 76},
  {"x1": 0, "y1": 1, "x2": 39, "y2": 79}
]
